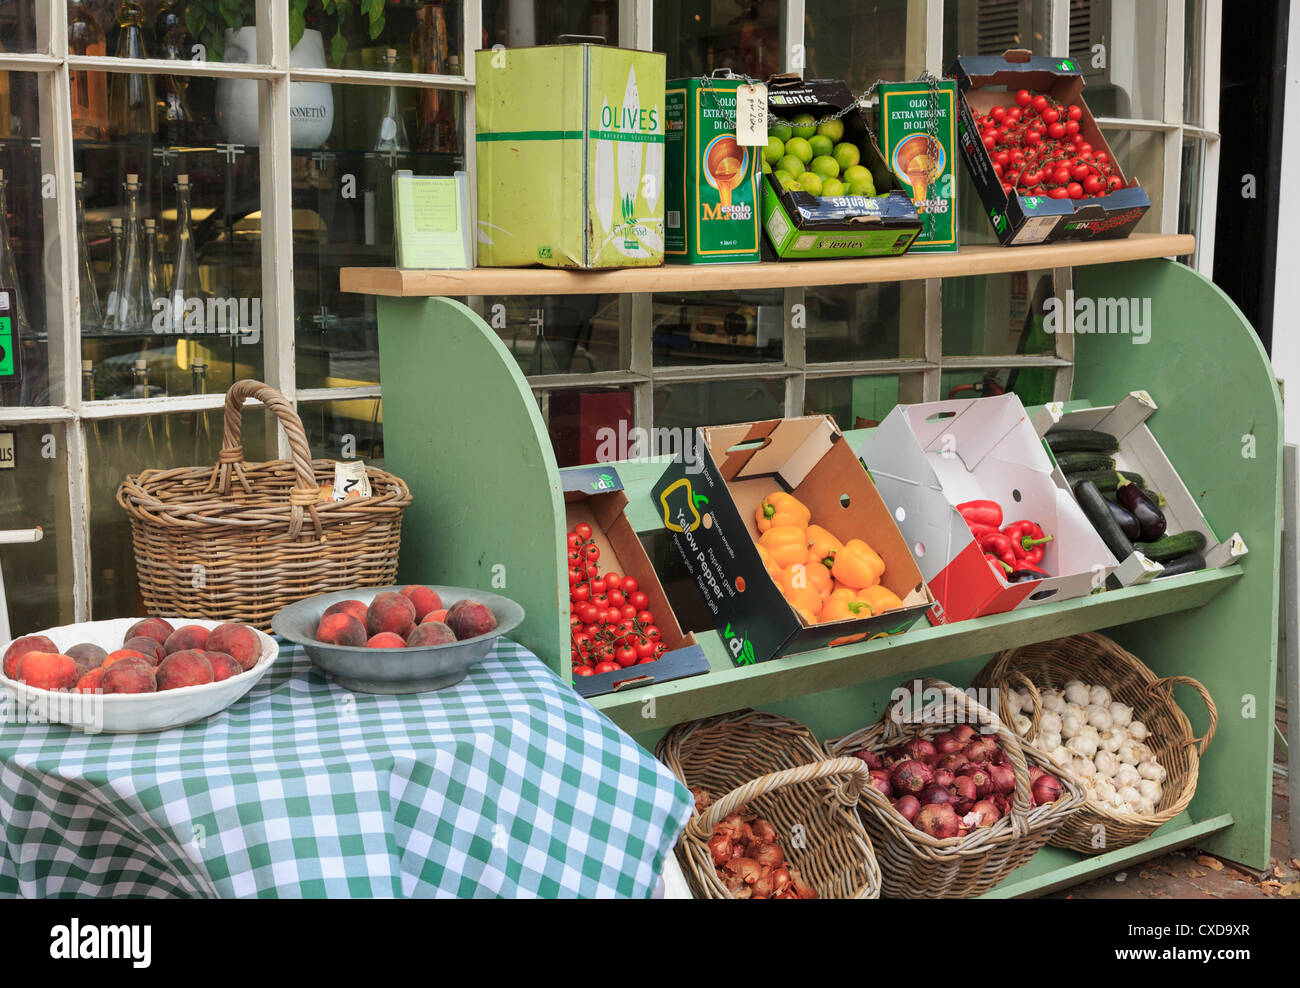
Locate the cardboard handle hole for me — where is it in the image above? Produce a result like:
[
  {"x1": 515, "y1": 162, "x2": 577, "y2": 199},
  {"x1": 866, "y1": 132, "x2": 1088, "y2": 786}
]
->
[
  {"x1": 1011, "y1": 489, "x2": 1022, "y2": 502},
  {"x1": 895, "y1": 506, "x2": 906, "y2": 523},
  {"x1": 914, "y1": 542, "x2": 926, "y2": 557},
  {"x1": 1028, "y1": 587, "x2": 1059, "y2": 601},
  {"x1": 839, "y1": 494, "x2": 851, "y2": 508},
  {"x1": 924, "y1": 411, "x2": 957, "y2": 423},
  {"x1": 725, "y1": 439, "x2": 768, "y2": 454}
]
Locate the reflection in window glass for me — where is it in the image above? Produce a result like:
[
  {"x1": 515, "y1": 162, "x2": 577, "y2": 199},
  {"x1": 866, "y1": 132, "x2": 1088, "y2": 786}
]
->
[
  {"x1": 804, "y1": 375, "x2": 900, "y2": 430},
  {"x1": 483, "y1": 0, "x2": 617, "y2": 48},
  {"x1": 1183, "y1": 0, "x2": 1203, "y2": 127},
  {"x1": 299, "y1": 398, "x2": 385, "y2": 465},
  {"x1": 89, "y1": 409, "x2": 271, "y2": 618},
  {"x1": 1075, "y1": 0, "x2": 1166, "y2": 121},
  {"x1": 654, "y1": 377, "x2": 784, "y2": 432},
  {"x1": 478, "y1": 295, "x2": 621, "y2": 379},
  {"x1": 1177, "y1": 136, "x2": 1202, "y2": 263},
  {"x1": 0, "y1": 1, "x2": 37, "y2": 54},
  {"x1": 804, "y1": 284, "x2": 903, "y2": 364},
  {"x1": 944, "y1": 0, "x2": 1050, "y2": 69},
  {"x1": 549, "y1": 387, "x2": 634, "y2": 467},
  {"x1": 653, "y1": 291, "x2": 783, "y2": 366},
  {"x1": 942, "y1": 271, "x2": 1056, "y2": 358},
  {"x1": 657, "y1": 0, "x2": 780, "y2": 80},
  {"x1": 940, "y1": 365, "x2": 1056, "y2": 407},
  {"x1": 1102, "y1": 127, "x2": 1162, "y2": 233},
  {"x1": 808, "y1": 0, "x2": 910, "y2": 94},
  {"x1": 0, "y1": 424, "x2": 75, "y2": 635}
]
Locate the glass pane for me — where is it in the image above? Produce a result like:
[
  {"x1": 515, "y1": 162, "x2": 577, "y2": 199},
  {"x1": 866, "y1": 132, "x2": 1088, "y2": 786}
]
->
[
  {"x1": 940, "y1": 365, "x2": 1057, "y2": 407},
  {"x1": 0, "y1": 423, "x2": 75, "y2": 635},
  {"x1": 803, "y1": 374, "x2": 900, "y2": 430},
  {"x1": 484, "y1": 0, "x2": 618, "y2": 48},
  {"x1": 1183, "y1": 0, "x2": 1203, "y2": 127},
  {"x1": 804, "y1": 284, "x2": 904, "y2": 364},
  {"x1": 1078, "y1": 0, "x2": 1167, "y2": 121},
  {"x1": 297, "y1": 1, "x2": 464, "y2": 77},
  {"x1": 548, "y1": 387, "x2": 634, "y2": 467},
  {"x1": 657, "y1": 0, "x2": 781, "y2": 80},
  {"x1": 0, "y1": 1, "x2": 38, "y2": 53},
  {"x1": 299, "y1": 397, "x2": 385, "y2": 464},
  {"x1": 88, "y1": 408, "x2": 271, "y2": 618},
  {"x1": 944, "y1": 0, "x2": 1050, "y2": 70},
  {"x1": 653, "y1": 377, "x2": 784, "y2": 431},
  {"x1": 942, "y1": 271, "x2": 1056, "y2": 356},
  {"x1": 476, "y1": 295, "x2": 621, "y2": 378},
  {"x1": 90, "y1": 0, "x2": 259, "y2": 66},
  {"x1": 808, "y1": 0, "x2": 911, "y2": 94},
  {"x1": 1102, "y1": 127, "x2": 1163, "y2": 232},
  {"x1": 652, "y1": 290, "x2": 783, "y2": 366},
  {"x1": 1177, "y1": 136, "x2": 1202, "y2": 263},
  {"x1": 293, "y1": 82, "x2": 465, "y2": 390},
  {"x1": 78, "y1": 75, "x2": 268, "y2": 400}
]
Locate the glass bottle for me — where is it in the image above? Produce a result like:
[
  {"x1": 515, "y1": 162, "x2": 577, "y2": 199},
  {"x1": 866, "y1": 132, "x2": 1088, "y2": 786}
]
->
[
  {"x1": 152, "y1": 0, "x2": 186, "y2": 56},
  {"x1": 81, "y1": 359, "x2": 95, "y2": 402},
  {"x1": 167, "y1": 174, "x2": 203, "y2": 335},
  {"x1": 0, "y1": 171, "x2": 30, "y2": 342},
  {"x1": 190, "y1": 358, "x2": 212, "y2": 460},
  {"x1": 74, "y1": 171, "x2": 103, "y2": 331},
  {"x1": 103, "y1": 216, "x2": 123, "y2": 332},
  {"x1": 69, "y1": 3, "x2": 108, "y2": 140},
  {"x1": 113, "y1": 173, "x2": 151, "y2": 335},
  {"x1": 154, "y1": 1, "x2": 195, "y2": 146},
  {"x1": 412, "y1": 2, "x2": 455, "y2": 152},
  {"x1": 0, "y1": 38, "x2": 11, "y2": 139},
  {"x1": 131, "y1": 358, "x2": 149, "y2": 398},
  {"x1": 109, "y1": 0, "x2": 157, "y2": 138},
  {"x1": 373, "y1": 49, "x2": 410, "y2": 154},
  {"x1": 143, "y1": 217, "x2": 161, "y2": 320}
]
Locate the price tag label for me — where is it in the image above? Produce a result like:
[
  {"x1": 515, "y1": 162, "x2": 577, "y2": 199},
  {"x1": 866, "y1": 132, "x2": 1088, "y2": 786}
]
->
[
  {"x1": 735, "y1": 83, "x2": 768, "y2": 147},
  {"x1": 331, "y1": 460, "x2": 372, "y2": 501},
  {"x1": 0, "y1": 290, "x2": 17, "y2": 380}
]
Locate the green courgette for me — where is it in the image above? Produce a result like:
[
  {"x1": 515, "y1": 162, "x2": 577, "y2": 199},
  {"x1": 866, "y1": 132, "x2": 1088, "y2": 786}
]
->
[
  {"x1": 1064, "y1": 468, "x2": 1147, "y2": 492},
  {"x1": 1134, "y1": 530, "x2": 1207, "y2": 561},
  {"x1": 1045, "y1": 429, "x2": 1120, "y2": 454},
  {"x1": 1074, "y1": 479, "x2": 1135, "y2": 561},
  {"x1": 1052, "y1": 451, "x2": 1116, "y2": 473},
  {"x1": 1154, "y1": 551, "x2": 1206, "y2": 577}
]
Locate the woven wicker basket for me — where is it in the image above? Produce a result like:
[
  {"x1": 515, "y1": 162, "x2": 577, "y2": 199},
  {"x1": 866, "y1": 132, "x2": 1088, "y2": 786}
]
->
[
  {"x1": 117, "y1": 380, "x2": 412, "y2": 631},
  {"x1": 657, "y1": 710, "x2": 882, "y2": 899},
  {"x1": 974, "y1": 632, "x2": 1217, "y2": 854},
  {"x1": 825, "y1": 677, "x2": 1085, "y2": 898}
]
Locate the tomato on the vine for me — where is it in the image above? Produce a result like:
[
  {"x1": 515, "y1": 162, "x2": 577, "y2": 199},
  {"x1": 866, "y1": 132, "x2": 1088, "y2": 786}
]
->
[
  {"x1": 574, "y1": 523, "x2": 593, "y2": 541},
  {"x1": 614, "y1": 647, "x2": 637, "y2": 668},
  {"x1": 636, "y1": 610, "x2": 655, "y2": 626},
  {"x1": 620, "y1": 576, "x2": 638, "y2": 595},
  {"x1": 571, "y1": 583, "x2": 590, "y2": 602},
  {"x1": 633, "y1": 637, "x2": 656, "y2": 660},
  {"x1": 1015, "y1": 89, "x2": 1032, "y2": 106},
  {"x1": 573, "y1": 666, "x2": 595, "y2": 677},
  {"x1": 644, "y1": 625, "x2": 661, "y2": 641},
  {"x1": 620, "y1": 604, "x2": 637, "y2": 621},
  {"x1": 629, "y1": 591, "x2": 648, "y2": 611},
  {"x1": 583, "y1": 544, "x2": 600, "y2": 563},
  {"x1": 607, "y1": 590, "x2": 626, "y2": 609},
  {"x1": 593, "y1": 661, "x2": 620, "y2": 675},
  {"x1": 567, "y1": 532, "x2": 582, "y2": 550}
]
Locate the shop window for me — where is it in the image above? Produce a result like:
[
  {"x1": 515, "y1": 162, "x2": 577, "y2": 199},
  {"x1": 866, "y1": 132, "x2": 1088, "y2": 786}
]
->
[
  {"x1": 483, "y1": 295, "x2": 622, "y2": 378},
  {"x1": 803, "y1": 374, "x2": 901, "y2": 430},
  {"x1": 657, "y1": 0, "x2": 781, "y2": 79},
  {"x1": 652, "y1": 290, "x2": 783, "y2": 367},
  {"x1": 804, "y1": 284, "x2": 904, "y2": 364},
  {"x1": 483, "y1": 0, "x2": 617, "y2": 48},
  {"x1": 299, "y1": 397, "x2": 385, "y2": 465},
  {"x1": 653, "y1": 377, "x2": 784, "y2": 432},
  {"x1": 941, "y1": 270, "x2": 1056, "y2": 357}
]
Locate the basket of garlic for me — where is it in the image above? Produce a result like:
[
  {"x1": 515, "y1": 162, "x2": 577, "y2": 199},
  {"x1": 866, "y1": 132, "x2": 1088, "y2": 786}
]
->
[{"x1": 974, "y1": 632, "x2": 1217, "y2": 853}]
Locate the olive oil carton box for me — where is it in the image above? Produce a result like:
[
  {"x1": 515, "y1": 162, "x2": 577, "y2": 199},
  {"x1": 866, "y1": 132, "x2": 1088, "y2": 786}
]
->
[
  {"x1": 664, "y1": 77, "x2": 762, "y2": 264},
  {"x1": 876, "y1": 80, "x2": 958, "y2": 253},
  {"x1": 475, "y1": 44, "x2": 666, "y2": 269}
]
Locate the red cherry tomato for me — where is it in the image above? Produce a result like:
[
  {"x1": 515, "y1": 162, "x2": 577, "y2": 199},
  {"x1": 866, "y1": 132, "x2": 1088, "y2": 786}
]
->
[
  {"x1": 1067, "y1": 182, "x2": 1084, "y2": 199},
  {"x1": 633, "y1": 637, "x2": 655, "y2": 660},
  {"x1": 1025, "y1": 129, "x2": 1042, "y2": 146},
  {"x1": 1047, "y1": 122, "x2": 1066, "y2": 140},
  {"x1": 574, "y1": 523, "x2": 592, "y2": 540},
  {"x1": 1051, "y1": 166, "x2": 1071, "y2": 186},
  {"x1": 573, "y1": 666, "x2": 595, "y2": 677},
  {"x1": 567, "y1": 548, "x2": 582, "y2": 566},
  {"x1": 618, "y1": 604, "x2": 635, "y2": 621},
  {"x1": 606, "y1": 591, "x2": 626, "y2": 610},
  {"x1": 982, "y1": 133, "x2": 996, "y2": 151},
  {"x1": 990, "y1": 105, "x2": 1006, "y2": 122},
  {"x1": 1001, "y1": 182, "x2": 1015, "y2": 195},
  {"x1": 636, "y1": 610, "x2": 655, "y2": 626},
  {"x1": 607, "y1": 608, "x2": 624, "y2": 625},
  {"x1": 1067, "y1": 104, "x2": 1083, "y2": 121},
  {"x1": 1083, "y1": 175, "x2": 1104, "y2": 195},
  {"x1": 1048, "y1": 187, "x2": 1070, "y2": 199},
  {"x1": 1031, "y1": 94, "x2": 1048, "y2": 113},
  {"x1": 571, "y1": 583, "x2": 590, "y2": 603},
  {"x1": 1070, "y1": 163, "x2": 1090, "y2": 182},
  {"x1": 593, "y1": 661, "x2": 620, "y2": 675},
  {"x1": 620, "y1": 576, "x2": 638, "y2": 595},
  {"x1": 654, "y1": 643, "x2": 668, "y2": 658},
  {"x1": 585, "y1": 563, "x2": 599, "y2": 580},
  {"x1": 582, "y1": 623, "x2": 600, "y2": 638},
  {"x1": 1107, "y1": 175, "x2": 1123, "y2": 191},
  {"x1": 629, "y1": 591, "x2": 649, "y2": 610},
  {"x1": 644, "y1": 625, "x2": 661, "y2": 641},
  {"x1": 1094, "y1": 151, "x2": 1109, "y2": 165},
  {"x1": 992, "y1": 162, "x2": 1003, "y2": 178},
  {"x1": 614, "y1": 647, "x2": 637, "y2": 668},
  {"x1": 1040, "y1": 107, "x2": 1059, "y2": 125},
  {"x1": 1064, "y1": 120, "x2": 1079, "y2": 137},
  {"x1": 575, "y1": 603, "x2": 595, "y2": 624},
  {"x1": 583, "y1": 544, "x2": 600, "y2": 563},
  {"x1": 1076, "y1": 142, "x2": 1093, "y2": 157},
  {"x1": 1015, "y1": 89, "x2": 1032, "y2": 107},
  {"x1": 602, "y1": 572, "x2": 621, "y2": 592},
  {"x1": 567, "y1": 567, "x2": 582, "y2": 586},
  {"x1": 573, "y1": 632, "x2": 591, "y2": 652}
]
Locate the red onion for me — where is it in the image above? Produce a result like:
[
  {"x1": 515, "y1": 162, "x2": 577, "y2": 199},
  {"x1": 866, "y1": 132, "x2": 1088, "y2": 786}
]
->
[
  {"x1": 725, "y1": 856, "x2": 762, "y2": 884},
  {"x1": 964, "y1": 736, "x2": 998, "y2": 764},
  {"x1": 990, "y1": 792, "x2": 1011, "y2": 816},
  {"x1": 890, "y1": 759, "x2": 934, "y2": 795},
  {"x1": 852, "y1": 748, "x2": 883, "y2": 771},
  {"x1": 992, "y1": 743, "x2": 1010, "y2": 767},
  {"x1": 932, "y1": 768, "x2": 955, "y2": 789},
  {"x1": 937, "y1": 752, "x2": 968, "y2": 773},
  {"x1": 770, "y1": 866, "x2": 792, "y2": 893},
  {"x1": 753, "y1": 843, "x2": 784, "y2": 869},
  {"x1": 915, "y1": 802, "x2": 961, "y2": 838},
  {"x1": 933, "y1": 732, "x2": 964, "y2": 756},
  {"x1": 751, "y1": 818, "x2": 778, "y2": 844},
  {"x1": 894, "y1": 795, "x2": 920, "y2": 823},
  {"x1": 920, "y1": 784, "x2": 953, "y2": 806},
  {"x1": 904, "y1": 738, "x2": 938, "y2": 765},
  {"x1": 885, "y1": 743, "x2": 910, "y2": 765},
  {"x1": 951, "y1": 724, "x2": 978, "y2": 743},
  {"x1": 986, "y1": 762, "x2": 1016, "y2": 796},
  {"x1": 947, "y1": 775, "x2": 977, "y2": 813},
  {"x1": 1029, "y1": 765, "x2": 1045, "y2": 784},
  {"x1": 868, "y1": 769, "x2": 893, "y2": 799},
  {"x1": 708, "y1": 833, "x2": 732, "y2": 868},
  {"x1": 716, "y1": 813, "x2": 750, "y2": 841},
  {"x1": 969, "y1": 799, "x2": 1001, "y2": 828},
  {"x1": 959, "y1": 764, "x2": 994, "y2": 798},
  {"x1": 1031, "y1": 773, "x2": 1062, "y2": 806}
]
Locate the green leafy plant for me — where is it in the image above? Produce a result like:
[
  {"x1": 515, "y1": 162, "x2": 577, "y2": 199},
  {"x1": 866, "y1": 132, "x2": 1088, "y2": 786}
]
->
[{"x1": 186, "y1": 0, "x2": 386, "y2": 66}]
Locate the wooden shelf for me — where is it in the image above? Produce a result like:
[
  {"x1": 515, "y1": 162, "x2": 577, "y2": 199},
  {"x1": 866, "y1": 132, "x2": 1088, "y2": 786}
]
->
[{"x1": 340, "y1": 233, "x2": 1195, "y2": 297}]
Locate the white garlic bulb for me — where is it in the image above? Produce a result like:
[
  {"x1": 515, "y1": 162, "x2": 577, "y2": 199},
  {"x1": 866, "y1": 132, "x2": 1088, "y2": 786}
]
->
[
  {"x1": 1128, "y1": 720, "x2": 1148, "y2": 742},
  {"x1": 1108, "y1": 791, "x2": 1127, "y2": 810},
  {"x1": 1039, "y1": 730, "x2": 1062, "y2": 752},
  {"x1": 1089, "y1": 685, "x2": 1112, "y2": 707},
  {"x1": 1066, "y1": 734, "x2": 1098, "y2": 758},
  {"x1": 1013, "y1": 714, "x2": 1032, "y2": 736},
  {"x1": 1115, "y1": 764, "x2": 1140, "y2": 788},
  {"x1": 1135, "y1": 798, "x2": 1156, "y2": 815},
  {"x1": 1040, "y1": 711, "x2": 1063, "y2": 735},
  {"x1": 1138, "y1": 779, "x2": 1162, "y2": 803},
  {"x1": 1094, "y1": 750, "x2": 1120, "y2": 778},
  {"x1": 1070, "y1": 756, "x2": 1097, "y2": 779},
  {"x1": 1108, "y1": 702, "x2": 1133, "y2": 728},
  {"x1": 1086, "y1": 705, "x2": 1114, "y2": 731},
  {"x1": 1118, "y1": 743, "x2": 1141, "y2": 766},
  {"x1": 1092, "y1": 778, "x2": 1117, "y2": 802},
  {"x1": 1099, "y1": 729, "x2": 1124, "y2": 753},
  {"x1": 1117, "y1": 785, "x2": 1142, "y2": 805},
  {"x1": 1064, "y1": 682, "x2": 1090, "y2": 707},
  {"x1": 1060, "y1": 712, "x2": 1084, "y2": 738},
  {"x1": 1041, "y1": 691, "x2": 1065, "y2": 714},
  {"x1": 1048, "y1": 746, "x2": 1071, "y2": 767},
  {"x1": 1137, "y1": 759, "x2": 1166, "y2": 782},
  {"x1": 1079, "y1": 724, "x2": 1100, "y2": 743}
]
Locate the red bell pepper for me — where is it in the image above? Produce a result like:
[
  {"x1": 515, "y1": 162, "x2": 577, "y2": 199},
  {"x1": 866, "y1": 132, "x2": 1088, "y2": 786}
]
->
[
  {"x1": 984, "y1": 552, "x2": 1011, "y2": 579},
  {"x1": 1002, "y1": 520, "x2": 1053, "y2": 565},
  {"x1": 957, "y1": 500, "x2": 1003, "y2": 530},
  {"x1": 978, "y1": 531, "x2": 1018, "y2": 571}
]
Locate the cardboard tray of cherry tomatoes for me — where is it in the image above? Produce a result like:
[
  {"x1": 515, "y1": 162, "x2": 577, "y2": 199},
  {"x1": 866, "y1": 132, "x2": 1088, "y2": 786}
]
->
[{"x1": 562, "y1": 466, "x2": 710, "y2": 699}]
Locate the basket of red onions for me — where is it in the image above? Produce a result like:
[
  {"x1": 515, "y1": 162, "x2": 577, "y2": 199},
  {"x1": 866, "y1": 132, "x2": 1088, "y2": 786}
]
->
[
  {"x1": 824, "y1": 677, "x2": 1085, "y2": 898},
  {"x1": 657, "y1": 710, "x2": 883, "y2": 899}
]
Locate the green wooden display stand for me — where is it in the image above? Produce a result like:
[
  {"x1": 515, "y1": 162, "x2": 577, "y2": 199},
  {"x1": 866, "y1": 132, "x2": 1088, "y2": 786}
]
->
[{"x1": 358, "y1": 254, "x2": 1279, "y2": 895}]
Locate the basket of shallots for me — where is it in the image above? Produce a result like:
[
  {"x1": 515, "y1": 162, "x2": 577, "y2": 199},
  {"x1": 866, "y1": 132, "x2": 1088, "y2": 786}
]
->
[{"x1": 657, "y1": 709, "x2": 882, "y2": 899}]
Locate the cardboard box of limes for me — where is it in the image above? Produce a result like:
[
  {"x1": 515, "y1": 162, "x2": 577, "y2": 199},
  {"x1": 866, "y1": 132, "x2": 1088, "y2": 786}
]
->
[
  {"x1": 664, "y1": 76, "x2": 762, "y2": 264},
  {"x1": 876, "y1": 80, "x2": 958, "y2": 253},
  {"x1": 475, "y1": 44, "x2": 666, "y2": 269},
  {"x1": 760, "y1": 75, "x2": 922, "y2": 260}
]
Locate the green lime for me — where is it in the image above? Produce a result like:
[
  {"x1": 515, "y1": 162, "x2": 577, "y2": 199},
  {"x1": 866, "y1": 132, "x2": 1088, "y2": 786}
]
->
[
  {"x1": 847, "y1": 178, "x2": 876, "y2": 196},
  {"x1": 774, "y1": 169, "x2": 794, "y2": 186},
  {"x1": 791, "y1": 113, "x2": 817, "y2": 139},
  {"x1": 784, "y1": 137, "x2": 813, "y2": 164},
  {"x1": 833, "y1": 142, "x2": 861, "y2": 171},
  {"x1": 764, "y1": 136, "x2": 786, "y2": 165},
  {"x1": 782, "y1": 178, "x2": 803, "y2": 193},
  {"x1": 811, "y1": 155, "x2": 840, "y2": 180},
  {"x1": 843, "y1": 164, "x2": 872, "y2": 186},
  {"x1": 776, "y1": 155, "x2": 805, "y2": 178},
  {"x1": 821, "y1": 178, "x2": 847, "y2": 197},
  {"x1": 770, "y1": 120, "x2": 793, "y2": 144},
  {"x1": 797, "y1": 172, "x2": 823, "y2": 195},
  {"x1": 816, "y1": 119, "x2": 845, "y2": 143},
  {"x1": 762, "y1": 158, "x2": 772, "y2": 174},
  {"x1": 809, "y1": 135, "x2": 834, "y2": 158}
]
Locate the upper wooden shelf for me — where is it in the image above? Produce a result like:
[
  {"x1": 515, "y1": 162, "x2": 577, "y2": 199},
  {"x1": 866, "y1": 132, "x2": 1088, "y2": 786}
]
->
[{"x1": 340, "y1": 233, "x2": 1194, "y2": 298}]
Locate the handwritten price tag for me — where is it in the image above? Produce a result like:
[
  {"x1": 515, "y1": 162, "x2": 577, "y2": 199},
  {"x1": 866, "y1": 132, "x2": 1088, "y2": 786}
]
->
[
  {"x1": 735, "y1": 83, "x2": 768, "y2": 147},
  {"x1": 331, "y1": 459, "x2": 372, "y2": 501}
]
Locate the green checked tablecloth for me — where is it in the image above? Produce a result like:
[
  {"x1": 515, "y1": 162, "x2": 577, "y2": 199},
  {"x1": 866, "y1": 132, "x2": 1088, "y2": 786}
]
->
[{"x1": 0, "y1": 639, "x2": 692, "y2": 898}]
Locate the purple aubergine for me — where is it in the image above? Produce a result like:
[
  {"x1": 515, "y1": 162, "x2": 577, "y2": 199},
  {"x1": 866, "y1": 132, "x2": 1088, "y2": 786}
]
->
[
  {"x1": 1116, "y1": 475, "x2": 1166, "y2": 542},
  {"x1": 1105, "y1": 498, "x2": 1141, "y2": 540}
]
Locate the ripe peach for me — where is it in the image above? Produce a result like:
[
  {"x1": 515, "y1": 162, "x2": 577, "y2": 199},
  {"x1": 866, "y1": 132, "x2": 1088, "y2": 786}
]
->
[
  {"x1": 445, "y1": 600, "x2": 498, "y2": 640},
  {"x1": 121, "y1": 637, "x2": 165, "y2": 665},
  {"x1": 66, "y1": 642, "x2": 109, "y2": 677},
  {"x1": 125, "y1": 617, "x2": 175, "y2": 646},
  {"x1": 102, "y1": 657, "x2": 157, "y2": 694},
  {"x1": 156, "y1": 650, "x2": 214, "y2": 690},
  {"x1": 366, "y1": 632, "x2": 408, "y2": 649},
  {"x1": 103, "y1": 649, "x2": 152, "y2": 669},
  {"x1": 205, "y1": 651, "x2": 244, "y2": 682},
  {"x1": 421, "y1": 609, "x2": 449, "y2": 625},
  {"x1": 207, "y1": 623, "x2": 262, "y2": 671},
  {"x1": 316, "y1": 613, "x2": 368, "y2": 647},
  {"x1": 406, "y1": 622, "x2": 456, "y2": 647},
  {"x1": 16, "y1": 652, "x2": 79, "y2": 691},
  {"x1": 322, "y1": 599, "x2": 367, "y2": 624},
  {"x1": 366, "y1": 592, "x2": 416, "y2": 638},
  {"x1": 3, "y1": 635, "x2": 58, "y2": 679},
  {"x1": 400, "y1": 585, "x2": 443, "y2": 622},
  {"x1": 76, "y1": 666, "x2": 106, "y2": 694},
  {"x1": 163, "y1": 625, "x2": 210, "y2": 655}
]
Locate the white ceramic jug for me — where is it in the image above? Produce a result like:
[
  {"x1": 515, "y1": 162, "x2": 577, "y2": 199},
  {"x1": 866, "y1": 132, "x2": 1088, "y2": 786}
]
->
[{"x1": 215, "y1": 26, "x2": 334, "y2": 148}]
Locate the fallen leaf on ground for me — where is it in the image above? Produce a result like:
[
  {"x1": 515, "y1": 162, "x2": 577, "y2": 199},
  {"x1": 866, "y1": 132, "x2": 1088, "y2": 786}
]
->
[
  {"x1": 1185, "y1": 867, "x2": 1206, "y2": 879},
  {"x1": 1273, "y1": 864, "x2": 1287, "y2": 878},
  {"x1": 1291, "y1": 858, "x2": 1300, "y2": 870},
  {"x1": 1196, "y1": 855, "x2": 1224, "y2": 871},
  {"x1": 1139, "y1": 869, "x2": 1159, "y2": 881},
  {"x1": 1224, "y1": 869, "x2": 1252, "y2": 883},
  {"x1": 1280, "y1": 882, "x2": 1300, "y2": 897},
  {"x1": 1261, "y1": 880, "x2": 1282, "y2": 896}
]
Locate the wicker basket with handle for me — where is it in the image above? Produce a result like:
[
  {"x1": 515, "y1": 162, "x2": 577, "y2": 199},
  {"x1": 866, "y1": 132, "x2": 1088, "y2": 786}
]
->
[
  {"x1": 117, "y1": 379, "x2": 412, "y2": 630},
  {"x1": 824, "y1": 677, "x2": 1086, "y2": 898},
  {"x1": 973, "y1": 632, "x2": 1217, "y2": 854},
  {"x1": 657, "y1": 709, "x2": 882, "y2": 899}
]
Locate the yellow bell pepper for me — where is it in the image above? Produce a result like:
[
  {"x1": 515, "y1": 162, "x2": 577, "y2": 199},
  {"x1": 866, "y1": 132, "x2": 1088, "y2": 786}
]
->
[
  {"x1": 755, "y1": 544, "x2": 782, "y2": 582},
  {"x1": 859, "y1": 584, "x2": 904, "y2": 614},
  {"x1": 820, "y1": 587, "x2": 875, "y2": 623},
  {"x1": 805, "y1": 525, "x2": 844, "y2": 572},
  {"x1": 782, "y1": 582, "x2": 823, "y2": 624},
  {"x1": 779, "y1": 561, "x2": 831, "y2": 602},
  {"x1": 831, "y1": 538, "x2": 886, "y2": 589},
  {"x1": 755, "y1": 491, "x2": 811, "y2": 533},
  {"x1": 758, "y1": 525, "x2": 810, "y2": 568}
]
